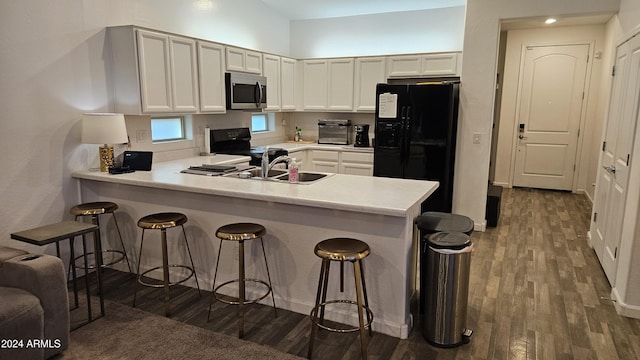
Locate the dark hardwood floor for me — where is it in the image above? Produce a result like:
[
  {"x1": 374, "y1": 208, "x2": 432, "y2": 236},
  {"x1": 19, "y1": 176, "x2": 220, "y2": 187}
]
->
[{"x1": 81, "y1": 188, "x2": 640, "y2": 359}]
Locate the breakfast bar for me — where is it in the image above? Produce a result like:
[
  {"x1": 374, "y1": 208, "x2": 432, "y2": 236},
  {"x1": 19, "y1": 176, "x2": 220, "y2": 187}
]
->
[{"x1": 72, "y1": 154, "x2": 438, "y2": 339}]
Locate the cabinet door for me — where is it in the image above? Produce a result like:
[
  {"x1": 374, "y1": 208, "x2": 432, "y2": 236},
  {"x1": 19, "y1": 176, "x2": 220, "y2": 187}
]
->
[
  {"x1": 328, "y1": 58, "x2": 354, "y2": 111},
  {"x1": 421, "y1": 53, "x2": 459, "y2": 76},
  {"x1": 311, "y1": 150, "x2": 339, "y2": 172},
  {"x1": 354, "y1": 57, "x2": 386, "y2": 112},
  {"x1": 263, "y1": 54, "x2": 281, "y2": 111},
  {"x1": 386, "y1": 55, "x2": 422, "y2": 78},
  {"x1": 281, "y1": 57, "x2": 297, "y2": 111},
  {"x1": 245, "y1": 50, "x2": 263, "y2": 74},
  {"x1": 169, "y1": 36, "x2": 199, "y2": 112},
  {"x1": 137, "y1": 29, "x2": 173, "y2": 112},
  {"x1": 303, "y1": 60, "x2": 328, "y2": 110},
  {"x1": 341, "y1": 151, "x2": 374, "y2": 176},
  {"x1": 197, "y1": 41, "x2": 226, "y2": 113},
  {"x1": 226, "y1": 47, "x2": 245, "y2": 72}
]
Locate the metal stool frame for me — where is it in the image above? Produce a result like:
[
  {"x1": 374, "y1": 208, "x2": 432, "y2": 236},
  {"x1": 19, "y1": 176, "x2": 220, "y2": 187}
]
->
[
  {"x1": 207, "y1": 223, "x2": 277, "y2": 338},
  {"x1": 133, "y1": 213, "x2": 201, "y2": 317},
  {"x1": 70, "y1": 202, "x2": 132, "y2": 273},
  {"x1": 308, "y1": 238, "x2": 373, "y2": 360}
]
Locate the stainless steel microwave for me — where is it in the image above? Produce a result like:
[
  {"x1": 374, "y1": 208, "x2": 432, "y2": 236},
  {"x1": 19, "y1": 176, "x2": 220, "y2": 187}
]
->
[{"x1": 225, "y1": 72, "x2": 267, "y2": 110}]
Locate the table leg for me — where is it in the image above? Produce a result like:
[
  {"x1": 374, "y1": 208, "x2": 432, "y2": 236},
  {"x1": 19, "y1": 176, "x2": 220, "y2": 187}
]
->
[
  {"x1": 93, "y1": 228, "x2": 105, "y2": 317},
  {"x1": 81, "y1": 234, "x2": 92, "y2": 321}
]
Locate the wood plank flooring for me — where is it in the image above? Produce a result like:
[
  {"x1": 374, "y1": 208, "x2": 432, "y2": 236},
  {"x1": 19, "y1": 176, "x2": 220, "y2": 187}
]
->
[{"x1": 85, "y1": 188, "x2": 640, "y2": 359}]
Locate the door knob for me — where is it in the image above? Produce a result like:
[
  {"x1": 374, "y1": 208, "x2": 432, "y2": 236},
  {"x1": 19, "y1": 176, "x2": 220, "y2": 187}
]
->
[{"x1": 603, "y1": 165, "x2": 616, "y2": 174}]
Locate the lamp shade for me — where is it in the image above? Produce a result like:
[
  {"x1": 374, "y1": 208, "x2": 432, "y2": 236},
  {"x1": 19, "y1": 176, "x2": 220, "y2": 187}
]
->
[{"x1": 81, "y1": 113, "x2": 128, "y2": 144}]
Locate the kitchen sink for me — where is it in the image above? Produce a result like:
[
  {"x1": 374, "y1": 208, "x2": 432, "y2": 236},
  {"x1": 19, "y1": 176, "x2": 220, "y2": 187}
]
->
[
  {"x1": 224, "y1": 167, "x2": 330, "y2": 184},
  {"x1": 276, "y1": 172, "x2": 328, "y2": 183},
  {"x1": 224, "y1": 168, "x2": 286, "y2": 178}
]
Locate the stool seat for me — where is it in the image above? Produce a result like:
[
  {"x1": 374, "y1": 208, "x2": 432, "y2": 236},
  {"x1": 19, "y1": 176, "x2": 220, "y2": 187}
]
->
[
  {"x1": 70, "y1": 201, "x2": 118, "y2": 216},
  {"x1": 415, "y1": 211, "x2": 474, "y2": 235},
  {"x1": 137, "y1": 212, "x2": 187, "y2": 229},
  {"x1": 314, "y1": 238, "x2": 370, "y2": 262},
  {"x1": 216, "y1": 222, "x2": 266, "y2": 240}
]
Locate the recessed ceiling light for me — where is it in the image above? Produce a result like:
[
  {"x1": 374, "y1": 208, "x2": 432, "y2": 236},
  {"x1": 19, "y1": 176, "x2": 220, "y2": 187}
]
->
[{"x1": 545, "y1": 18, "x2": 557, "y2": 25}]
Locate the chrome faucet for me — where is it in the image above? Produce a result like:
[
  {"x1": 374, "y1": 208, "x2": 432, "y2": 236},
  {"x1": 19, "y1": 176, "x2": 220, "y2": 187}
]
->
[
  {"x1": 261, "y1": 146, "x2": 270, "y2": 178},
  {"x1": 263, "y1": 154, "x2": 293, "y2": 179}
]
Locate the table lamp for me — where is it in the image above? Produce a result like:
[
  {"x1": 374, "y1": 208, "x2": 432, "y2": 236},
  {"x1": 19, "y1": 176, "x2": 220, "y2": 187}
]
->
[{"x1": 81, "y1": 113, "x2": 129, "y2": 172}]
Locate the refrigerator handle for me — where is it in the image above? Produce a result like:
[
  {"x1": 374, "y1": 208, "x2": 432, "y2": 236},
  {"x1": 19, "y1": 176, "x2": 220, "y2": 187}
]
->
[
  {"x1": 404, "y1": 106, "x2": 412, "y2": 157},
  {"x1": 400, "y1": 106, "x2": 407, "y2": 160}
]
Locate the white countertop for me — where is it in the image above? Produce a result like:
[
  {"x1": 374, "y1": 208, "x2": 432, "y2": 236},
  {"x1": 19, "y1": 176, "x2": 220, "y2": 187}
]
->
[{"x1": 72, "y1": 154, "x2": 437, "y2": 217}]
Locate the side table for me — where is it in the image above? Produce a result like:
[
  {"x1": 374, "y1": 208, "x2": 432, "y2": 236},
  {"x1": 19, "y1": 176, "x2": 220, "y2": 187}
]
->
[{"x1": 11, "y1": 221, "x2": 104, "y2": 328}]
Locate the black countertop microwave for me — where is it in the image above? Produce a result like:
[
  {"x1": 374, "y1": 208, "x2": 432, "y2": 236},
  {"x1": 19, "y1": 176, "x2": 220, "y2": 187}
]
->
[{"x1": 225, "y1": 72, "x2": 267, "y2": 110}]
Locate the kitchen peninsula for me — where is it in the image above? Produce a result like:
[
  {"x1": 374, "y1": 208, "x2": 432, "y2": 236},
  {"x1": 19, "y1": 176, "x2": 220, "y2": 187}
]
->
[{"x1": 72, "y1": 154, "x2": 438, "y2": 339}]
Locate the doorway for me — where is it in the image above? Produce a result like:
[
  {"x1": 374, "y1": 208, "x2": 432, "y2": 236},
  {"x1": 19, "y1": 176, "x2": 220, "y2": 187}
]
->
[
  {"x1": 512, "y1": 44, "x2": 589, "y2": 190},
  {"x1": 490, "y1": 24, "x2": 607, "y2": 196}
]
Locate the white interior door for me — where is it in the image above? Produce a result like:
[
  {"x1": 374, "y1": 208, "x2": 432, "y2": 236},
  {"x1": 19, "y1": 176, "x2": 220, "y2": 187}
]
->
[
  {"x1": 513, "y1": 44, "x2": 589, "y2": 190},
  {"x1": 591, "y1": 36, "x2": 640, "y2": 285}
]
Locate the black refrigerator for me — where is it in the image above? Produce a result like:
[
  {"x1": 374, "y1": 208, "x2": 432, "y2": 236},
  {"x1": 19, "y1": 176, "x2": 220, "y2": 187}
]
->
[{"x1": 373, "y1": 82, "x2": 460, "y2": 213}]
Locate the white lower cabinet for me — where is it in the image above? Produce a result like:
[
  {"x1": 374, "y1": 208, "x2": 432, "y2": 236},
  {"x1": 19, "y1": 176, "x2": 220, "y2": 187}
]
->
[
  {"x1": 340, "y1": 152, "x2": 374, "y2": 176},
  {"x1": 311, "y1": 150, "x2": 340, "y2": 173},
  {"x1": 307, "y1": 149, "x2": 373, "y2": 175}
]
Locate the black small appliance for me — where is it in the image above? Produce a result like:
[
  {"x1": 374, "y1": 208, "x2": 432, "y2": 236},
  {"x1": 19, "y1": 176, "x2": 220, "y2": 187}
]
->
[{"x1": 354, "y1": 124, "x2": 370, "y2": 147}]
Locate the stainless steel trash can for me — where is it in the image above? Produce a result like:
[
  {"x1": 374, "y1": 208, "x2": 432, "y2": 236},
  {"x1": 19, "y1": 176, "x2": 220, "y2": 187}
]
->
[{"x1": 422, "y1": 231, "x2": 473, "y2": 347}]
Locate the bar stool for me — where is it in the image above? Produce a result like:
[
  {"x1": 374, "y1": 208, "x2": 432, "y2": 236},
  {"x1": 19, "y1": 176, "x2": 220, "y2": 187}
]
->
[
  {"x1": 69, "y1": 201, "x2": 132, "y2": 273},
  {"x1": 308, "y1": 238, "x2": 373, "y2": 360},
  {"x1": 133, "y1": 212, "x2": 200, "y2": 317},
  {"x1": 207, "y1": 222, "x2": 277, "y2": 338}
]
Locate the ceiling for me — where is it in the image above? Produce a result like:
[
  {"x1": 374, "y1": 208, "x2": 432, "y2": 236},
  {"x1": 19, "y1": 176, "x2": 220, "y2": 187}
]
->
[{"x1": 259, "y1": 0, "x2": 466, "y2": 20}]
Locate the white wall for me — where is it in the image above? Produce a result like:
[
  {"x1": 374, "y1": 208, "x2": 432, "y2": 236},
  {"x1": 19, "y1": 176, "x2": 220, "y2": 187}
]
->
[
  {"x1": 289, "y1": 6, "x2": 466, "y2": 58},
  {"x1": 0, "y1": 0, "x2": 289, "y2": 251},
  {"x1": 457, "y1": 0, "x2": 619, "y2": 228},
  {"x1": 493, "y1": 24, "x2": 610, "y2": 202}
]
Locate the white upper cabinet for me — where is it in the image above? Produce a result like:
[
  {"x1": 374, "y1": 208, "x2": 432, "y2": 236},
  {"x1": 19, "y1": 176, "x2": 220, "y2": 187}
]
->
[
  {"x1": 168, "y1": 36, "x2": 199, "y2": 112},
  {"x1": 387, "y1": 52, "x2": 460, "y2": 78},
  {"x1": 280, "y1": 57, "x2": 297, "y2": 111},
  {"x1": 303, "y1": 58, "x2": 354, "y2": 111},
  {"x1": 263, "y1": 54, "x2": 281, "y2": 112},
  {"x1": 327, "y1": 58, "x2": 354, "y2": 111},
  {"x1": 226, "y1": 46, "x2": 262, "y2": 74},
  {"x1": 354, "y1": 57, "x2": 386, "y2": 112},
  {"x1": 303, "y1": 60, "x2": 329, "y2": 110},
  {"x1": 197, "y1": 41, "x2": 226, "y2": 113},
  {"x1": 108, "y1": 27, "x2": 198, "y2": 114}
]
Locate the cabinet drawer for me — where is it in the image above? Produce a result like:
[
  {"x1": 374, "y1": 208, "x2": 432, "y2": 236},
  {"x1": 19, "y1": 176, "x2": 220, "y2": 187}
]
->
[
  {"x1": 341, "y1": 151, "x2": 373, "y2": 164},
  {"x1": 312, "y1": 150, "x2": 339, "y2": 162}
]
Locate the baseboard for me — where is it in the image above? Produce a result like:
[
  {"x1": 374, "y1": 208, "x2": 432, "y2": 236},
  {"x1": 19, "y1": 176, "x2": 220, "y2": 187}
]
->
[
  {"x1": 491, "y1": 181, "x2": 509, "y2": 188},
  {"x1": 474, "y1": 220, "x2": 487, "y2": 232},
  {"x1": 611, "y1": 288, "x2": 640, "y2": 319}
]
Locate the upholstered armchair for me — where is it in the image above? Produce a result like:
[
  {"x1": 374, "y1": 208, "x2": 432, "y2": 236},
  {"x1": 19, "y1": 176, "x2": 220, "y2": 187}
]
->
[{"x1": 0, "y1": 246, "x2": 69, "y2": 359}]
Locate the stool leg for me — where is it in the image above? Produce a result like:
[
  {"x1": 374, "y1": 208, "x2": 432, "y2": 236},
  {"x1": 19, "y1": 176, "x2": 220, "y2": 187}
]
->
[
  {"x1": 207, "y1": 239, "x2": 224, "y2": 322},
  {"x1": 181, "y1": 225, "x2": 200, "y2": 294},
  {"x1": 259, "y1": 237, "x2": 277, "y2": 318},
  {"x1": 353, "y1": 260, "x2": 368, "y2": 360},
  {"x1": 111, "y1": 212, "x2": 133, "y2": 273},
  {"x1": 359, "y1": 259, "x2": 372, "y2": 337},
  {"x1": 161, "y1": 228, "x2": 171, "y2": 317},
  {"x1": 93, "y1": 215, "x2": 105, "y2": 270},
  {"x1": 308, "y1": 258, "x2": 329, "y2": 359},
  {"x1": 133, "y1": 229, "x2": 147, "y2": 308},
  {"x1": 238, "y1": 240, "x2": 245, "y2": 338},
  {"x1": 319, "y1": 259, "x2": 331, "y2": 326}
]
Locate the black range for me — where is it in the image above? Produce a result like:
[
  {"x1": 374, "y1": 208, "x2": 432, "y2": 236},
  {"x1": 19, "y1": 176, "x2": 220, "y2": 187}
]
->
[{"x1": 208, "y1": 127, "x2": 288, "y2": 166}]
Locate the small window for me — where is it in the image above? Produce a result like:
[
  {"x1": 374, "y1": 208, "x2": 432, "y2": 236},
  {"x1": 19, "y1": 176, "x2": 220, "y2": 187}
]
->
[
  {"x1": 251, "y1": 113, "x2": 268, "y2": 133},
  {"x1": 151, "y1": 117, "x2": 185, "y2": 142}
]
